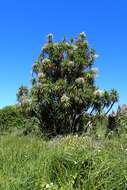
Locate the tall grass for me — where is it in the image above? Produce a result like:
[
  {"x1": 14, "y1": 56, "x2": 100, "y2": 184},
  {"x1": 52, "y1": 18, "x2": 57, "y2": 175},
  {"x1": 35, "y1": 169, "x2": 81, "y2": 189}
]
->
[{"x1": 0, "y1": 133, "x2": 127, "y2": 189}]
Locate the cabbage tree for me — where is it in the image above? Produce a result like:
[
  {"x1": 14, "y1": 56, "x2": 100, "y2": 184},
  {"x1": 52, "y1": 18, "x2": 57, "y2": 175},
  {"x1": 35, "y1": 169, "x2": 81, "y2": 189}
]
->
[{"x1": 17, "y1": 33, "x2": 118, "y2": 136}]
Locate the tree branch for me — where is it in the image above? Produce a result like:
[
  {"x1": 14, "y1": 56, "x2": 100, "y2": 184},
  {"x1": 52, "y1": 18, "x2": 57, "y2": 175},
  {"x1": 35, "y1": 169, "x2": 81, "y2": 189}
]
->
[{"x1": 105, "y1": 102, "x2": 115, "y2": 116}]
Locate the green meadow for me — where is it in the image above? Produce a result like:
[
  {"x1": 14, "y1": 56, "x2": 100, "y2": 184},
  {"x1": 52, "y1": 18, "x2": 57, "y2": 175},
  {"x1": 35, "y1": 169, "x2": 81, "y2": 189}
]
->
[{"x1": 0, "y1": 133, "x2": 127, "y2": 190}]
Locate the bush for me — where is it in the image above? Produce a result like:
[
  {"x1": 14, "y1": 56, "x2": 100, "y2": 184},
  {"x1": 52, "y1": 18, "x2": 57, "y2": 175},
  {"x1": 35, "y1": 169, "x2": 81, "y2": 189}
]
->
[
  {"x1": 116, "y1": 106, "x2": 127, "y2": 134},
  {"x1": 0, "y1": 105, "x2": 24, "y2": 131},
  {"x1": 0, "y1": 105, "x2": 39, "y2": 135}
]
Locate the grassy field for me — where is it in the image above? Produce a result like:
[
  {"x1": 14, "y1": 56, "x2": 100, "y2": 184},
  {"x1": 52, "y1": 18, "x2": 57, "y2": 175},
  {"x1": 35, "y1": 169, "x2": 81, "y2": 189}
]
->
[{"x1": 0, "y1": 133, "x2": 127, "y2": 190}]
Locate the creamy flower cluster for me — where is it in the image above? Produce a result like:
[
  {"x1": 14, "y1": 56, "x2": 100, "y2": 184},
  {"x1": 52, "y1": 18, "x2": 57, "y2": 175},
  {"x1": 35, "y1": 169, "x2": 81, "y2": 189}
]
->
[
  {"x1": 38, "y1": 72, "x2": 45, "y2": 81},
  {"x1": 47, "y1": 33, "x2": 53, "y2": 38},
  {"x1": 47, "y1": 33, "x2": 53, "y2": 43},
  {"x1": 79, "y1": 32, "x2": 86, "y2": 38},
  {"x1": 94, "y1": 89, "x2": 104, "y2": 96},
  {"x1": 75, "y1": 77, "x2": 85, "y2": 84},
  {"x1": 20, "y1": 96, "x2": 29, "y2": 105},
  {"x1": 42, "y1": 58, "x2": 51, "y2": 64},
  {"x1": 61, "y1": 94, "x2": 70, "y2": 103}
]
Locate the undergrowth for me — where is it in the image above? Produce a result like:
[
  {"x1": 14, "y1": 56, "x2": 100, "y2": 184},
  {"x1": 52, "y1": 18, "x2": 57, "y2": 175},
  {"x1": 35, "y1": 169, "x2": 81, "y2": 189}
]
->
[{"x1": 0, "y1": 133, "x2": 127, "y2": 189}]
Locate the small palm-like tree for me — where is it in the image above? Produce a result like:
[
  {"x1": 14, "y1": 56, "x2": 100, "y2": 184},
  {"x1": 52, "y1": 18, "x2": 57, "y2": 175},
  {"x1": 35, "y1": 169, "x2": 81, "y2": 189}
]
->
[
  {"x1": 17, "y1": 86, "x2": 29, "y2": 105},
  {"x1": 17, "y1": 33, "x2": 118, "y2": 136}
]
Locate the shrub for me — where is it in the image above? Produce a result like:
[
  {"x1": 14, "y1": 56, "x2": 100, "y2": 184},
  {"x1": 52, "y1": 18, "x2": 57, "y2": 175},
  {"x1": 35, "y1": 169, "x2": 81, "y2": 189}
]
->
[
  {"x1": 0, "y1": 105, "x2": 24, "y2": 132},
  {"x1": 115, "y1": 105, "x2": 127, "y2": 134},
  {"x1": 0, "y1": 105, "x2": 39, "y2": 134}
]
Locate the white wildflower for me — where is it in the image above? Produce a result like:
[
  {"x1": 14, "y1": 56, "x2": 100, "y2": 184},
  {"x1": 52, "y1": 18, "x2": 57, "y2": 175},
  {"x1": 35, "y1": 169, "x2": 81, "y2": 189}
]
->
[
  {"x1": 45, "y1": 184, "x2": 50, "y2": 188},
  {"x1": 50, "y1": 183, "x2": 53, "y2": 186},
  {"x1": 98, "y1": 149, "x2": 101, "y2": 152}
]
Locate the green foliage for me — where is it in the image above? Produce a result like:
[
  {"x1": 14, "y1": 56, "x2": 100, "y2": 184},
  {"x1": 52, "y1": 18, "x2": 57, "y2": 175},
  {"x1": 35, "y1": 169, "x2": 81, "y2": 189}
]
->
[
  {"x1": 0, "y1": 105, "x2": 25, "y2": 132},
  {"x1": 17, "y1": 33, "x2": 118, "y2": 136},
  {"x1": 116, "y1": 107, "x2": 127, "y2": 134},
  {"x1": 1, "y1": 134, "x2": 127, "y2": 189},
  {"x1": 0, "y1": 105, "x2": 39, "y2": 135}
]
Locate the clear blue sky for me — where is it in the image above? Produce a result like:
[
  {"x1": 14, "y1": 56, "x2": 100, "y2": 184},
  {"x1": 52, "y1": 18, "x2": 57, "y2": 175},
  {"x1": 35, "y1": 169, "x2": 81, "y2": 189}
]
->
[{"x1": 0, "y1": 0, "x2": 127, "y2": 108}]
